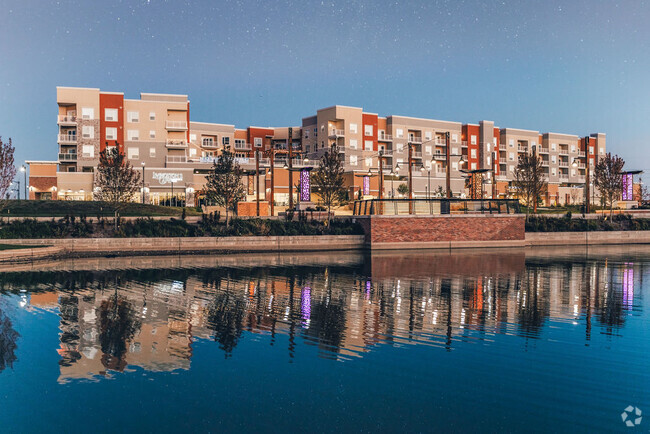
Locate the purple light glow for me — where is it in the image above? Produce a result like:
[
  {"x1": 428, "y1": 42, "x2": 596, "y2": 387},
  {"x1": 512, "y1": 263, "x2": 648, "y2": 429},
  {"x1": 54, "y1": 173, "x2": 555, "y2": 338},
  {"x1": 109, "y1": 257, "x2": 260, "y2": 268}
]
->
[
  {"x1": 363, "y1": 176, "x2": 370, "y2": 195},
  {"x1": 300, "y1": 169, "x2": 311, "y2": 202},
  {"x1": 623, "y1": 264, "x2": 634, "y2": 307},
  {"x1": 622, "y1": 173, "x2": 633, "y2": 201},
  {"x1": 301, "y1": 286, "x2": 311, "y2": 327}
]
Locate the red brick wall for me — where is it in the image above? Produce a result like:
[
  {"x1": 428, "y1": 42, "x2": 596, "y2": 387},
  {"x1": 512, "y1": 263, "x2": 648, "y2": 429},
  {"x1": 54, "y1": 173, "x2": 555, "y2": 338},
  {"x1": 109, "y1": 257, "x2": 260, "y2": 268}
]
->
[
  {"x1": 359, "y1": 215, "x2": 525, "y2": 244},
  {"x1": 29, "y1": 176, "x2": 58, "y2": 199}
]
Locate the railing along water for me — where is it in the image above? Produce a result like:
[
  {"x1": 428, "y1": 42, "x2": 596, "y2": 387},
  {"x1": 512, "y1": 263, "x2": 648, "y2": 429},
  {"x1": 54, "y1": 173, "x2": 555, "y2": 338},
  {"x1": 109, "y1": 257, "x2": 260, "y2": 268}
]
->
[{"x1": 353, "y1": 198, "x2": 521, "y2": 216}]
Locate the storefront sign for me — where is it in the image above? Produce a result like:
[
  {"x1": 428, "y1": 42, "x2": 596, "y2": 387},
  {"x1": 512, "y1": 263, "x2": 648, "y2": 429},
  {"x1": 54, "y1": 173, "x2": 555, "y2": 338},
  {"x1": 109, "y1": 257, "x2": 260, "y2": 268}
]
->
[
  {"x1": 300, "y1": 169, "x2": 310, "y2": 202},
  {"x1": 152, "y1": 172, "x2": 183, "y2": 185},
  {"x1": 363, "y1": 176, "x2": 370, "y2": 195},
  {"x1": 622, "y1": 173, "x2": 633, "y2": 201}
]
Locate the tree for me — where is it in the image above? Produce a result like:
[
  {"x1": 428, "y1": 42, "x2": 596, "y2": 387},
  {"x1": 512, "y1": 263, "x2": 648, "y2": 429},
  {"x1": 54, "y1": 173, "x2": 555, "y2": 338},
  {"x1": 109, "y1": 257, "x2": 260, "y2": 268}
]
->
[
  {"x1": 594, "y1": 152, "x2": 625, "y2": 218},
  {"x1": 0, "y1": 137, "x2": 17, "y2": 211},
  {"x1": 311, "y1": 143, "x2": 347, "y2": 221},
  {"x1": 93, "y1": 147, "x2": 141, "y2": 213},
  {"x1": 98, "y1": 292, "x2": 141, "y2": 371},
  {"x1": 397, "y1": 183, "x2": 409, "y2": 197},
  {"x1": 639, "y1": 177, "x2": 650, "y2": 206},
  {"x1": 513, "y1": 152, "x2": 547, "y2": 215},
  {"x1": 205, "y1": 148, "x2": 246, "y2": 225}
]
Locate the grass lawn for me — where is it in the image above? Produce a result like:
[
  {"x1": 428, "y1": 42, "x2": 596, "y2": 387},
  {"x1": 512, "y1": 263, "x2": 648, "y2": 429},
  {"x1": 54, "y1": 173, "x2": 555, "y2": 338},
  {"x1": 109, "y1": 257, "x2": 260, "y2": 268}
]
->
[
  {"x1": 0, "y1": 244, "x2": 50, "y2": 250},
  {"x1": 1, "y1": 200, "x2": 202, "y2": 217}
]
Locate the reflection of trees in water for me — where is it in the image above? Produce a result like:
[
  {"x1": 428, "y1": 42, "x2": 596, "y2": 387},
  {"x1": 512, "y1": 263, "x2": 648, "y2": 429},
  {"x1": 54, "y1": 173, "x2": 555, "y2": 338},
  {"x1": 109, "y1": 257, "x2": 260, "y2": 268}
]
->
[
  {"x1": 516, "y1": 269, "x2": 549, "y2": 338},
  {"x1": 303, "y1": 299, "x2": 346, "y2": 356},
  {"x1": 0, "y1": 306, "x2": 19, "y2": 372},
  {"x1": 98, "y1": 292, "x2": 142, "y2": 371},
  {"x1": 58, "y1": 295, "x2": 82, "y2": 367},
  {"x1": 206, "y1": 279, "x2": 246, "y2": 358}
]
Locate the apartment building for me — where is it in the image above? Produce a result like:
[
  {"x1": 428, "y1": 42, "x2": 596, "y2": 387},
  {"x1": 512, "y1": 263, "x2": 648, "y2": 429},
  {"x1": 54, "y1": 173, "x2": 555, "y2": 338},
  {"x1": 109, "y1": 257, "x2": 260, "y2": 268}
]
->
[{"x1": 29, "y1": 86, "x2": 605, "y2": 206}]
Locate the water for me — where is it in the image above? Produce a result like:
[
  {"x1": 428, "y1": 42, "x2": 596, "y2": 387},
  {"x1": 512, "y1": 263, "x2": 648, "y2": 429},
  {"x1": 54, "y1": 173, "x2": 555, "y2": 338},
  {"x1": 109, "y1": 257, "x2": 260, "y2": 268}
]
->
[{"x1": 0, "y1": 246, "x2": 649, "y2": 432}]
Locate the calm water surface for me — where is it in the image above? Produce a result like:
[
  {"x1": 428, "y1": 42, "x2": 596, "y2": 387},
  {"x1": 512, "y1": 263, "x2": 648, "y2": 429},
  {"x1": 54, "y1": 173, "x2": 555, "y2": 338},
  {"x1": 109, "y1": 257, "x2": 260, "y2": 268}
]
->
[{"x1": 0, "y1": 246, "x2": 649, "y2": 432}]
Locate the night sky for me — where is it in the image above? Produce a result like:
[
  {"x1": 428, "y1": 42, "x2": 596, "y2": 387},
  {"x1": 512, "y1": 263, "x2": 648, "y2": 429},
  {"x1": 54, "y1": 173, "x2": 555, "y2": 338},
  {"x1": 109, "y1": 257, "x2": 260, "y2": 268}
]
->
[{"x1": 1, "y1": 0, "x2": 648, "y2": 176}]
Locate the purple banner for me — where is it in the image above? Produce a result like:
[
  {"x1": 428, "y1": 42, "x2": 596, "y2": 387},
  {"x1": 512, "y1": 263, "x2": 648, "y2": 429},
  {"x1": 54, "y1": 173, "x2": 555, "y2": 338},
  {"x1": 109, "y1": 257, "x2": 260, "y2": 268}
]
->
[
  {"x1": 622, "y1": 173, "x2": 633, "y2": 200},
  {"x1": 363, "y1": 176, "x2": 370, "y2": 196},
  {"x1": 300, "y1": 169, "x2": 311, "y2": 202}
]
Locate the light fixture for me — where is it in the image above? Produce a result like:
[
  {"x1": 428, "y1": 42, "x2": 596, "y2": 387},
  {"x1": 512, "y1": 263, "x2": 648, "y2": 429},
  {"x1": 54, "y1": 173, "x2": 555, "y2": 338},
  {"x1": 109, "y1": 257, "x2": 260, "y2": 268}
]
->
[
  {"x1": 419, "y1": 166, "x2": 426, "y2": 173},
  {"x1": 572, "y1": 158, "x2": 579, "y2": 168},
  {"x1": 20, "y1": 166, "x2": 26, "y2": 172},
  {"x1": 390, "y1": 170, "x2": 395, "y2": 176},
  {"x1": 303, "y1": 156, "x2": 309, "y2": 164},
  {"x1": 283, "y1": 162, "x2": 289, "y2": 169},
  {"x1": 367, "y1": 169, "x2": 372, "y2": 176},
  {"x1": 395, "y1": 164, "x2": 401, "y2": 171}
]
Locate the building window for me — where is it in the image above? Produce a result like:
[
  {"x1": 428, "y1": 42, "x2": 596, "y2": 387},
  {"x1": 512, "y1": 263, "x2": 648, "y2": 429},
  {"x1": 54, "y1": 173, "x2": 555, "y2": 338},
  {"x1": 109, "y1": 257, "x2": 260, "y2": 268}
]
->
[
  {"x1": 254, "y1": 137, "x2": 262, "y2": 147},
  {"x1": 551, "y1": 155, "x2": 556, "y2": 163},
  {"x1": 127, "y1": 111, "x2": 139, "y2": 123},
  {"x1": 82, "y1": 125, "x2": 94, "y2": 139},
  {"x1": 150, "y1": 130, "x2": 156, "y2": 139},
  {"x1": 203, "y1": 137, "x2": 214, "y2": 147},
  {"x1": 571, "y1": 145, "x2": 576, "y2": 153},
  {"x1": 222, "y1": 137, "x2": 230, "y2": 145},
  {"x1": 509, "y1": 139, "x2": 514, "y2": 147},
  {"x1": 509, "y1": 152, "x2": 514, "y2": 161},
  {"x1": 349, "y1": 139, "x2": 358, "y2": 149},
  {"x1": 452, "y1": 161, "x2": 458, "y2": 170},
  {"x1": 487, "y1": 156, "x2": 491, "y2": 166},
  {"x1": 127, "y1": 130, "x2": 139, "y2": 141},
  {"x1": 106, "y1": 127, "x2": 117, "y2": 140},
  {"x1": 150, "y1": 147, "x2": 156, "y2": 158},
  {"x1": 304, "y1": 130, "x2": 309, "y2": 139},
  {"x1": 471, "y1": 162, "x2": 477, "y2": 170},
  {"x1": 189, "y1": 148, "x2": 197, "y2": 157},
  {"x1": 105, "y1": 108, "x2": 118, "y2": 121},
  {"x1": 127, "y1": 147, "x2": 139, "y2": 160},
  {"x1": 452, "y1": 134, "x2": 458, "y2": 142},
  {"x1": 452, "y1": 147, "x2": 458, "y2": 155},
  {"x1": 552, "y1": 168, "x2": 556, "y2": 176},
  {"x1": 364, "y1": 125, "x2": 373, "y2": 136},
  {"x1": 365, "y1": 157, "x2": 372, "y2": 167},
  {"x1": 551, "y1": 143, "x2": 557, "y2": 151},
  {"x1": 425, "y1": 131, "x2": 432, "y2": 141},
  {"x1": 589, "y1": 146, "x2": 594, "y2": 154},
  {"x1": 471, "y1": 135, "x2": 477, "y2": 145},
  {"x1": 81, "y1": 107, "x2": 94, "y2": 120},
  {"x1": 396, "y1": 143, "x2": 404, "y2": 152},
  {"x1": 350, "y1": 123, "x2": 357, "y2": 134},
  {"x1": 470, "y1": 149, "x2": 477, "y2": 158},
  {"x1": 82, "y1": 145, "x2": 94, "y2": 158},
  {"x1": 149, "y1": 112, "x2": 156, "y2": 121},
  {"x1": 350, "y1": 155, "x2": 358, "y2": 166},
  {"x1": 190, "y1": 134, "x2": 197, "y2": 142},
  {"x1": 425, "y1": 146, "x2": 432, "y2": 155},
  {"x1": 396, "y1": 128, "x2": 404, "y2": 138},
  {"x1": 364, "y1": 140, "x2": 373, "y2": 151}
]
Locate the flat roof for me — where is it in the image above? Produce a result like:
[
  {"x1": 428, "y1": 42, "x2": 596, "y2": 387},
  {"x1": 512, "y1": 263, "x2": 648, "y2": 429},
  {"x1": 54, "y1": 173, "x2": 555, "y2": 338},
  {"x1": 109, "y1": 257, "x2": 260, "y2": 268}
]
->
[
  {"x1": 56, "y1": 86, "x2": 100, "y2": 91},
  {"x1": 388, "y1": 114, "x2": 462, "y2": 126},
  {"x1": 26, "y1": 160, "x2": 58, "y2": 164}
]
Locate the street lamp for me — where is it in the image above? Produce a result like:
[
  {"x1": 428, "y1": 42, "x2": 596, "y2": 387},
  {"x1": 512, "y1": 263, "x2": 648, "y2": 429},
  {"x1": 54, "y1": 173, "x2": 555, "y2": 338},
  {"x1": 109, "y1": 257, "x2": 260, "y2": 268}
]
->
[
  {"x1": 20, "y1": 165, "x2": 26, "y2": 200},
  {"x1": 419, "y1": 165, "x2": 426, "y2": 199},
  {"x1": 389, "y1": 169, "x2": 396, "y2": 198},
  {"x1": 141, "y1": 162, "x2": 145, "y2": 204}
]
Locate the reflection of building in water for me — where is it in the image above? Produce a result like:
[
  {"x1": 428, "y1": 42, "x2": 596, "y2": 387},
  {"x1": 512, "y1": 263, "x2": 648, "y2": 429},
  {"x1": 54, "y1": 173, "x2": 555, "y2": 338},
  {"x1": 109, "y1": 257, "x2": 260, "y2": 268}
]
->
[{"x1": 17, "y1": 253, "x2": 646, "y2": 378}]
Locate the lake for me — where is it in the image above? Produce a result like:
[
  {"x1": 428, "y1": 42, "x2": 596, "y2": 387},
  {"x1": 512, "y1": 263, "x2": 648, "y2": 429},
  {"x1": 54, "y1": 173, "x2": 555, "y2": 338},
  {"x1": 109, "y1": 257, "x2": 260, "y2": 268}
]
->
[{"x1": 0, "y1": 246, "x2": 648, "y2": 432}]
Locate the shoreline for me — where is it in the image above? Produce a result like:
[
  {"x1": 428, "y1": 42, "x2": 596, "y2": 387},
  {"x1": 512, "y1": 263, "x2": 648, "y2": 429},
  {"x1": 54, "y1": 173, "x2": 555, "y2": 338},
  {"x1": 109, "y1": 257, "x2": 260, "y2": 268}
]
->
[{"x1": 1, "y1": 230, "x2": 650, "y2": 263}]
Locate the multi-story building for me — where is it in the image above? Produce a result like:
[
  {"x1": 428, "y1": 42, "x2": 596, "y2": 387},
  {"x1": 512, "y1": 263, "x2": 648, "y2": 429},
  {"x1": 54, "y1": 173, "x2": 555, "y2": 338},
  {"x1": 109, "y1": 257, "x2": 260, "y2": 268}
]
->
[{"x1": 28, "y1": 86, "x2": 606, "y2": 206}]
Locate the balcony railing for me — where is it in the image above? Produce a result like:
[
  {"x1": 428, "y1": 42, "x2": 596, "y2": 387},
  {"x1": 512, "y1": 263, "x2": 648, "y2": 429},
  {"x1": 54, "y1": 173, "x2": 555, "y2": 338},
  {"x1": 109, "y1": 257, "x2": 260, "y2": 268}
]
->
[
  {"x1": 541, "y1": 161, "x2": 549, "y2": 166},
  {"x1": 499, "y1": 144, "x2": 506, "y2": 150},
  {"x1": 578, "y1": 152, "x2": 586, "y2": 157},
  {"x1": 432, "y1": 153, "x2": 446, "y2": 161},
  {"x1": 353, "y1": 198, "x2": 521, "y2": 216},
  {"x1": 558, "y1": 148, "x2": 569, "y2": 155},
  {"x1": 165, "y1": 140, "x2": 188, "y2": 148},
  {"x1": 166, "y1": 156, "x2": 187, "y2": 164},
  {"x1": 58, "y1": 153, "x2": 77, "y2": 161},
  {"x1": 412, "y1": 151, "x2": 423, "y2": 158},
  {"x1": 461, "y1": 141, "x2": 468, "y2": 147},
  {"x1": 57, "y1": 115, "x2": 77, "y2": 124},
  {"x1": 234, "y1": 142, "x2": 252, "y2": 150},
  {"x1": 378, "y1": 134, "x2": 393, "y2": 141},
  {"x1": 538, "y1": 147, "x2": 549, "y2": 153},
  {"x1": 517, "y1": 145, "x2": 527, "y2": 152},
  {"x1": 165, "y1": 120, "x2": 188, "y2": 130},
  {"x1": 408, "y1": 137, "x2": 423, "y2": 144},
  {"x1": 328, "y1": 129, "x2": 344, "y2": 138},
  {"x1": 499, "y1": 158, "x2": 507, "y2": 164},
  {"x1": 58, "y1": 134, "x2": 77, "y2": 143},
  {"x1": 559, "y1": 161, "x2": 569, "y2": 167}
]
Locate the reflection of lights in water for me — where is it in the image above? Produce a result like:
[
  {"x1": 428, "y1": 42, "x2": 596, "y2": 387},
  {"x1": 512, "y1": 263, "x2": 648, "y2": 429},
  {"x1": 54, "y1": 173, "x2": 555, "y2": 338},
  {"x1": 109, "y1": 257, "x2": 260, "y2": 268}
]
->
[
  {"x1": 573, "y1": 304, "x2": 578, "y2": 316},
  {"x1": 153, "y1": 280, "x2": 184, "y2": 296},
  {"x1": 301, "y1": 287, "x2": 311, "y2": 328},
  {"x1": 268, "y1": 294, "x2": 274, "y2": 310},
  {"x1": 283, "y1": 306, "x2": 289, "y2": 321},
  {"x1": 396, "y1": 297, "x2": 401, "y2": 314},
  {"x1": 432, "y1": 309, "x2": 438, "y2": 325},
  {"x1": 365, "y1": 280, "x2": 371, "y2": 299},
  {"x1": 460, "y1": 308, "x2": 466, "y2": 328},
  {"x1": 623, "y1": 263, "x2": 634, "y2": 308}
]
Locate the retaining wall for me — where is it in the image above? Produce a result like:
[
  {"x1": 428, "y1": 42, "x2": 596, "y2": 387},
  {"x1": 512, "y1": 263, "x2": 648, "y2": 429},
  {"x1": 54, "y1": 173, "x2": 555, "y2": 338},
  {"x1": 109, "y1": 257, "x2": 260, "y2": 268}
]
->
[{"x1": 525, "y1": 231, "x2": 650, "y2": 246}]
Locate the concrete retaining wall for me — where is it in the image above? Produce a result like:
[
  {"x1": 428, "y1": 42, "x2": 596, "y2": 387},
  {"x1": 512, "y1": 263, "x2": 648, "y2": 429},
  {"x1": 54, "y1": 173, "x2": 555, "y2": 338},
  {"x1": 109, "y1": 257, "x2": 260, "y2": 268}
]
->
[
  {"x1": 525, "y1": 231, "x2": 650, "y2": 246},
  {"x1": 0, "y1": 246, "x2": 64, "y2": 263},
  {"x1": 0, "y1": 235, "x2": 366, "y2": 256}
]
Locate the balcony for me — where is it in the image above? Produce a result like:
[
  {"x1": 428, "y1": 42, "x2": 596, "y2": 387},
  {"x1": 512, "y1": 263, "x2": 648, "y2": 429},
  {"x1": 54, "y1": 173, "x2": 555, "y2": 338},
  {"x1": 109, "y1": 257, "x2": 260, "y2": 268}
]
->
[
  {"x1": 559, "y1": 161, "x2": 569, "y2": 168},
  {"x1": 378, "y1": 134, "x2": 393, "y2": 142},
  {"x1": 517, "y1": 145, "x2": 528, "y2": 152},
  {"x1": 58, "y1": 134, "x2": 77, "y2": 144},
  {"x1": 541, "y1": 161, "x2": 549, "y2": 167},
  {"x1": 408, "y1": 136, "x2": 423, "y2": 144},
  {"x1": 57, "y1": 115, "x2": 77, "y2": 125},
  {"x1": 165, "y1": 140, "x2": 188, "y2": 148},
  {"x1": 58, "y1": 152, "x2": 77, "y2": 161},
  {"x1": 559, "y1": 175, "x2": 569, "y2": 181},
  {"x1": 499, "y1": 144, "x2": 506, "y2": 150},
  {"x1": 538, "y1": 147, "x2": 549, "y2": 153},
  {"x1": 166, "y1": 156, "x2": 187, "y2": 164},
  {"x1": 461, "y1": 141, "x2": 468, "y2": 147},
  {"x1": 328, "y1": 129, "x2": 344, "y2": 138},
  {"x1": 201, "y1": 141, "x2": 218, "y2": 149},
  {"x1": 432, "y1": 153, "x2": 446, "y2": 161},
  {"x1": 165, "y1": 120, "x2": 188, "y2": 130},
  {"x1": 379, "y1": 149, "x2": 393, "y2": 156},
  {"x1": 558, "y1": 148, "x2": 569, "y2": 155},
  {"x1": 234, "y1": 142, "x2": 252, "y2": 151},
  {"x1": 578, "y1": 151, "x2": 586, "y2": 157},
  {"x1": 412, "y1": 152, "x2": 423, "y2": 158}
]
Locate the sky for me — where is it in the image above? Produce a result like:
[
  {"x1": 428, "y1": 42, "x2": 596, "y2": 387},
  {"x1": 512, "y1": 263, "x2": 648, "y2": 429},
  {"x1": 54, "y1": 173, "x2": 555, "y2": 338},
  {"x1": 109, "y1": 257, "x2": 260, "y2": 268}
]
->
[{"x1": 0, "y1": 0, "x2": 649, "y2": 180}]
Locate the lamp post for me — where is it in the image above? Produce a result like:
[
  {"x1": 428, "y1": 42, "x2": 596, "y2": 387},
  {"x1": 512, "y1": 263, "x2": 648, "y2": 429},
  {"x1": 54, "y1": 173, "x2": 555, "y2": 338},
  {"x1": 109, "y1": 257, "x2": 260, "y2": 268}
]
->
[
  {"x1": 255, "y1": 150, "x2": 260, "y2": 216},
  {"x1": 584, "y1": 136, "x2": 591, "y2": 214},
  {"x1": 20, "y1": 165, "x2": 26, "y2": 200},
  {"x1": 288, "y1": 127, "x2": 294, "y2": 210},
  {"x1": 492, "y1": 151, "x2": 497, "y2": 199},
  {"x1": 390, "y1": 167, "x2": 397, "y2": 198},
  {"x1": 141, "y1": 162, "x2": 145, "y2": 204}
]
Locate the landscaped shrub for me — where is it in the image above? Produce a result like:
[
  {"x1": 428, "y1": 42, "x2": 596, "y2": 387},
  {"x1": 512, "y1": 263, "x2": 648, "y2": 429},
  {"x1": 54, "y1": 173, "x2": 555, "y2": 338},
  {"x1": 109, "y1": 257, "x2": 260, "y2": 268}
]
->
[{"x1": 525, "y1": 215, "x2": 650, "y2": 232}]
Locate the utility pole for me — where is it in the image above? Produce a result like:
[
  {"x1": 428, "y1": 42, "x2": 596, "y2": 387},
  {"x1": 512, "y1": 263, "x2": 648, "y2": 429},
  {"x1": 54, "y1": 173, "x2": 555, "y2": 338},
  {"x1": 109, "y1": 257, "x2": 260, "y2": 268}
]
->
[
  {"x1": 378, "y1": 150, "x2": 384, "y2": 200},
  {"x1": 255, "y1": 150, "x2": 260, "y2": 216},
  {"x1": 492, "y1": 151, "x2": 496, "y2": 199},
  {"x1": 585, "y1": 136, "x2": 591, "y2": 214},
  {"x1": 408, "y1": 143, "x2": 413, "y2": 200},
  {"x1": 288, "y1": 127, "x2": 294, "y2": 210}
]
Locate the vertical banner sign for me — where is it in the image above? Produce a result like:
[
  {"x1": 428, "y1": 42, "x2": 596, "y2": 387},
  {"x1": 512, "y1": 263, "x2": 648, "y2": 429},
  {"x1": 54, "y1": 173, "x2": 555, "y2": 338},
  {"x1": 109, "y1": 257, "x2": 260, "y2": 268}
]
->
[
  {"x1": 300, "y1": 169, "x2": 310, "y2": 202},
  {"x1": 622, "y1": 173, "x2": 633, "y2": 200},
  {"x1": 363, "y1": 176, "x2": 370, "y2": 196}
]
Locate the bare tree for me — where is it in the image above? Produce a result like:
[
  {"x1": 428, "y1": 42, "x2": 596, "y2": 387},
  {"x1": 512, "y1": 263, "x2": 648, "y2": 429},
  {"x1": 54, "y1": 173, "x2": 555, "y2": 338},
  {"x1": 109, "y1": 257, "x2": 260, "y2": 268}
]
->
[
  {"x1": 0, "y1": 137, "x2": 17, "y2": 211},
  {"x1": 94, "y1": 148, "x2": 141, "y2": 225},
  {"x1": 513, "y1": 153, "x2": 547, "y2": 215},
  {"x1": 311, "y1": 143, "x2": 347, "y2": 222},
  {"x1": 205, "y1": 148, "x2": 246, "y2": 225},
  {"x1": 594, "y1": 152, "x2": 625, "y2": 218},
  {"x1": 639, "y1": 177, "x2": 649, "y2": 206}
]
